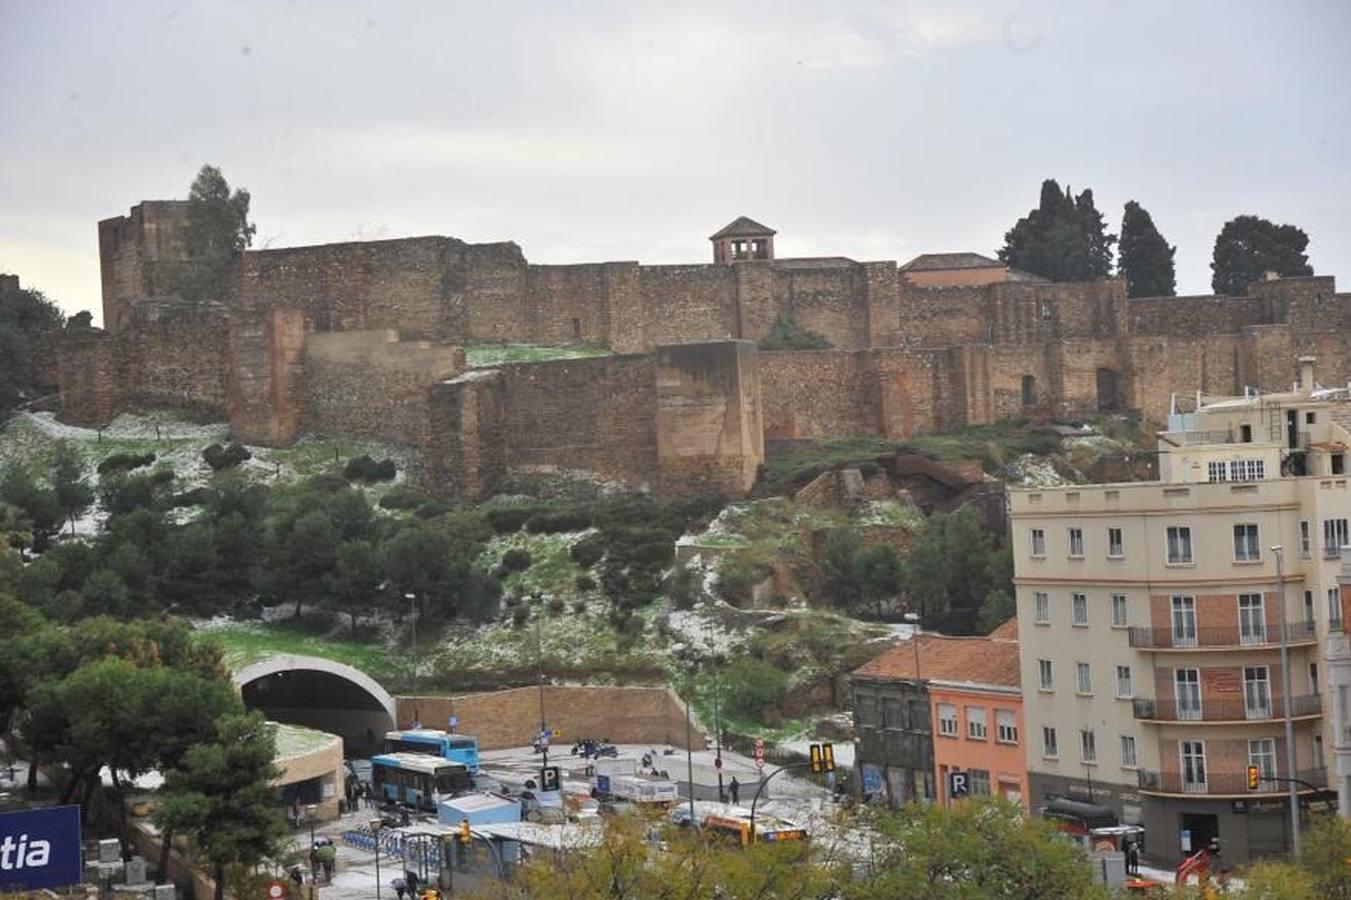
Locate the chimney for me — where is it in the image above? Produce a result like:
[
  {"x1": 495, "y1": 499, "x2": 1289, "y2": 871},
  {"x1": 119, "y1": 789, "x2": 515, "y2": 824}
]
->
[{"x1": 1298, "y1": 356, "x2": 1316, "y2": 394}]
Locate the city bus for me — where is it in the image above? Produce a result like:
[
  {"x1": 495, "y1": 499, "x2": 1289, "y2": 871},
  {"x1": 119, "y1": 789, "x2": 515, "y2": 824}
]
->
[
  {"x1": 370, "y1": 752, "x2": 472, "y2": 809},
  {"x1": 383, "y1": 729, "x2": 480, "y2": 774},
  {"x1": 700, "y1": 812, "x2": 807, "y2": 847}
]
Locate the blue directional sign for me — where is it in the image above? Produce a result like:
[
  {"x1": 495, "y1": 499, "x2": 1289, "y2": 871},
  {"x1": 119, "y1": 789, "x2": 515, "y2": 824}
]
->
[{"x1": 0, "y1": 805, "x2": 82, "y2": 891}]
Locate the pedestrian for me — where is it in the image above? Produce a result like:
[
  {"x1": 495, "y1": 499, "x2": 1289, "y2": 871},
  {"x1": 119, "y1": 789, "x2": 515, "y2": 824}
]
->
[
  {"x1": 392, "y1": 877, "x2": 408, "y2": 900},
  {"x1": 1126, "y1": 839, "x2": 1140, "y2": 877},
  {"x1": 290, "y1": 866, "x2": 305, "y2": 891},
  {"x1": 405, "y1": 869, "x2": 420, "y2": 898},
  {"x1": 290, "y1": 799, "x2": 303, "y2": 829},
  {"x1": 728, "y1": 776, "x2": 740, "y2": 805},
  {"x1": 317, "y1": 842, "x2": 337, "y2": 883}
]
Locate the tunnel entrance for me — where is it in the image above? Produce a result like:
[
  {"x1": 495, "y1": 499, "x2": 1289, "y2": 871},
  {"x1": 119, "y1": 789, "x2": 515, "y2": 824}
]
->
[{"x1": 235, "y1": 655, "x2": 396, "y2": 758}]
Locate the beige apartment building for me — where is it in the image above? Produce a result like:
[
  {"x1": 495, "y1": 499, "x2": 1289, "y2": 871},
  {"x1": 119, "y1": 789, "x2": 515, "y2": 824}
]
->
[{"x1": 1012, "y1": 357, "x2": 1351, "y2": 865}]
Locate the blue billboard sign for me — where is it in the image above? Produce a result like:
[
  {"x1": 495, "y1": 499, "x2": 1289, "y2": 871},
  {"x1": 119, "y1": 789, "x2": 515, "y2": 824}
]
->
[{"x1": 0, "y1": 805, "x2": 83, "y2": 891}]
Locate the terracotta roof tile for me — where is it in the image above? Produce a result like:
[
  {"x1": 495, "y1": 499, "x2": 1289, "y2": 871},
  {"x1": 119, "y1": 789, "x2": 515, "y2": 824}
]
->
[
  {"x1": 710, "y1": 216, "x2": 776, "y2": 239},
  {"x1": 852, "y1": 619, "x2": 1020, "y2": 689}
]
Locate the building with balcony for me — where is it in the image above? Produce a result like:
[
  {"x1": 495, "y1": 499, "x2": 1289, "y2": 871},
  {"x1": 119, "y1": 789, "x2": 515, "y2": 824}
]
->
[
  {"x1": 1012, "y1": 357, "x2": 1350, "y2": 865},
  {"x1": 851, "y1": 620, "x2": 1026, "y2": 809}
]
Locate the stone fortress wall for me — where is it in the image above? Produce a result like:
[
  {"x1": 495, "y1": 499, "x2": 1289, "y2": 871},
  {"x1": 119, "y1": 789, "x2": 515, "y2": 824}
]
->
[{"x1": 56, "y1": 201, "x2": 1351, "y2": 499}]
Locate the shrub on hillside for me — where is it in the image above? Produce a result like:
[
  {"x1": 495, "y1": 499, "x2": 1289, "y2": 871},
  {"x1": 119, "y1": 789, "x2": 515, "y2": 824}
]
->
[
  {"x1": 378, "y1": 484, "x2": 427, "y2": 510},
  {"x1": 525, "y1": 507, "x2": 592, "y2": 534},
  {"x1": 202, "y1": 442, "x2": 251, "y2": 471},
  {"x1": 569, "y1": 534, "x2": 605, "y2": 568},
  {"x1": 415, "y1": 501, "x2": 450, "y2": 519},
  {"x1": 343, "y1": 455, "x2": 397, "y2": 483},
  {"x1": 501, "y1": 548, "x2": 533, "y2": 573},
  {"x1": 97, "y1": 452, "x2": 156, "y2": 475},
  {"x1": 486, "y1": 506, "x2": 540, "y2": 534},
  {"x1": 171, "y1": 487, "x2": 216, "y2": 508},
  {"x1": 722, "y1": 657, "x2": 789, "y2": 721},
  {"x1": 574, "y1": 573, "x2": 596, "y2": 592}
]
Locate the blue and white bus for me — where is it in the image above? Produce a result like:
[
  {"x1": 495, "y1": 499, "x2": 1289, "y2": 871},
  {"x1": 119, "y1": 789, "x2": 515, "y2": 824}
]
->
[
  {"x1": 383, "y1": 729, "x2": 480, "y2": 774},
  {"x1": 370, "y1": 752, "x2": 472, "y2": 809}
]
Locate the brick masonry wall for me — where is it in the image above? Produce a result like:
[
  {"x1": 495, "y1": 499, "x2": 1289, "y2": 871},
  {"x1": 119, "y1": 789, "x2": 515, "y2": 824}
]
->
[
  {"x1": 303, "y1": 329, "x2": 463, "y2": 449},
  {"x1": 772, "y1": 265, "x2": 869, "y2": 349},
  {"x1": 655, "y1": 341, "x2": 764, "y2": 495},
  {"x1": 396, "y1": 686, "x2": 706, "y2": 750},
  {"x1": 228, "y1": 308, "x2": 306, "y2": 446},
  {"x1": 117, "y1": 299, "x2": 230, "y2": 415},
  {"x1": 639, "y1": 265, "x2": 739, "y2": 346},
  {"x1": 56, "y1": 331, "x2": 121, "y2": 426},
  {"x1": 525, "y1": 264, "x2": 618, "y2": 347},
  {"x1": 497, "y1": 354, "x2": 660, "y2": 485}
]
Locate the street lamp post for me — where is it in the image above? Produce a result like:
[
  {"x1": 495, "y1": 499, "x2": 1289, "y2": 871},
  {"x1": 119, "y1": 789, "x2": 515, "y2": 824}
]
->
[
  {"x1": 683, "y1": 659, "x2": 696, "y2": 826},
  {"x1": 703, "y1": 623, "x2": 725, "y2": 802},
  {"x1": 534, "y1": 601, "x2": 549, "y2": 770},
  {"x1": 1272, "y1": 545, "x2": 1301, "y2": 857},
  {"x1": 370, "y1": 820, "x2": 383, "y2": 900},
  {"x1": 306, "y1": 804, "x2": 317, "y2": 872},
  {"x1": 405, "y1": 593, "x2": 418, "y2": 698}
]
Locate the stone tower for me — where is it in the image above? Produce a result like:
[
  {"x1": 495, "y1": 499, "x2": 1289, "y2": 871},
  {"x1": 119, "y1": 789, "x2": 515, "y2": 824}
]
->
[{"x1": 710, "y1": 216, "x2": 775, "y2": 264}]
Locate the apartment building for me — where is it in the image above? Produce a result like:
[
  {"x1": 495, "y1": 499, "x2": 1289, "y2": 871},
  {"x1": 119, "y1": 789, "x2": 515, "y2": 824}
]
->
[
  {"x1": 1012, "y1": 357, "x2": 1350, "y2": 865},
  {"x1": 852, "y1": 620, "x2": 1026, "y2": 809}
]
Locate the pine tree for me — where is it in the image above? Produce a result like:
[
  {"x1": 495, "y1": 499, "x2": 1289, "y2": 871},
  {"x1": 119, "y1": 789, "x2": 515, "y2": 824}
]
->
[
  {"x1": 1210, "y1": 215, "x2": 1313, "y2": 295},
  {"x1": 1118, "y1": 201, "x2": 1176, "y2": 297},
  {"x1": 999, "y1": 179, "x2": 1115, "y2": 282},
  {"x1": 169, "y1": 165, "x2": 255, "y2": 303}
]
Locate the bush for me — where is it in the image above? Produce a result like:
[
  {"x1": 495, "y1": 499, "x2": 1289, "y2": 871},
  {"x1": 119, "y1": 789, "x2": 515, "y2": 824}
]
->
[
  {"x1": 525, "y1": 507, "x2": 593, "y2": 534},
  {"x1": 570, "y1": 534, "x2": 605, "y2": 568},
  {"x1": 415, "y1": 501, "x2": 450, "y2": 519},
  {"x1": 97, "y1": 452, "x2": 156, "y2": 475},
  {"x1": 171, "y1": 487, "x2": 216, "y2": 508},
  {"x1": 202, "y1": 442, "x2": 251, "y2": 471},
  {"x1": 378, "y1": 484, "x2": 427, "y2": 510},
  {"x1": 547, "y1": 596, "x2": 565, "y2": 615},
  {"x1": 486, "y1": 506, "x2": 540, "y2": 534},
  {"x1": 511, "y1": 605, "x2": 530, "y2": 627},
  {"x1": 757, "y1": 313, "x2": 832, "y2": 351},
  {"x1": 716, "y1": 555, "x2": 771, "y2": 607},
  {"x1": 501, "y1": 548, "x2": 533, "y2": 573},
  {"x1": 722, "y1": 658, "x2": 789, "y2": 721},
  {"x1": 343, "y1": 455, "x2": 397, "y2": 483},
  {"x1": 574, "y1": 573, "x2": 596, "y2": 592}
]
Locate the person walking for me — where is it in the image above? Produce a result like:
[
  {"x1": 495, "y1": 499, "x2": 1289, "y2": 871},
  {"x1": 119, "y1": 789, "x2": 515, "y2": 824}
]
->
[
  {"x1": 1126, "y1": 839, "x2": 1140, "y2": 877},
  {"x1": 728, "y1": 777, "x2": 740, "y2": 805},
  {"x1": 392, "y1": 877, "x2": 408, "y2": 900}
]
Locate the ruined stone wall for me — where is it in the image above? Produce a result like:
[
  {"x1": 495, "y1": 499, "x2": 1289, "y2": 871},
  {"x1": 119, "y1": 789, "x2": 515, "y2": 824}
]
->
[
  {"x1": 427, "y1": 370, "x2": 505, "y2": 500},
  {"x1": 1128, "y1": 294, "x2": 1270, "y2": 336},
  {"x1": 496, "y1": 354, "x2": 660, "y2": 486},
  {"x1": 455, "y1": 243, "x2": 530, "y2": 343},
  {"x1": 303, "y1": 330, "x2": 463, "y2": 450},
  {"x1": 655, "y1": 341, "x2": 764, "y2": 495},
  {"x1": 758, "y1": 348, "x2": 947, "y2": 441},
  {"x1": 896, "y1": 283, "x2": 989, "y2": 347},
  {"x1": 97, "y1": 201, "x2": 189, "y2": 332},
  {"x1": 228, "y1": 308, "x2": 306, "y2": 446},
  {"x1": 772, "y1": 265, "x2": 869, "y2": 349},
  {"x1": 56, "y1": 332, "x2": 121, "y2": 426},
  {"x1": 525, "y1": 264, "x2": 615, "y2": 347},
  {"x1": 116, "y1": 299, "x2": 230, "y2": 415},
  {"x1": 639, "y1": 265, "x2": 739, "y2": 346}
]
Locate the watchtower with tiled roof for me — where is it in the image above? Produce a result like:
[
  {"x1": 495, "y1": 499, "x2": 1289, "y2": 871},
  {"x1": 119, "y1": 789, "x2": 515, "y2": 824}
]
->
[{"x1": 710, "y1": 216, "x2": 775, "y2": 264}]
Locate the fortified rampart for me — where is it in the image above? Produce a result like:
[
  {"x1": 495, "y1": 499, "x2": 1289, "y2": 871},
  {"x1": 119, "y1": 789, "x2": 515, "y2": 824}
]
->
[{"x1": 57, "y1": 201, "x2": 1351, "y2": 499}]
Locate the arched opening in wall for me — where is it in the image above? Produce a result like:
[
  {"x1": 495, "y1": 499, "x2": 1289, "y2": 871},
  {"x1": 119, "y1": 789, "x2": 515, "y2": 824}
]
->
[
  {"x1": 236, "y1": 658, "x2": 396, "y2": 758},
  {"x1": 1096, "y1": 368, "x2": 1121, "y2": 412},
  {"x1": 1021, "y1": 375, "x2": 1037, "y2": 408}
]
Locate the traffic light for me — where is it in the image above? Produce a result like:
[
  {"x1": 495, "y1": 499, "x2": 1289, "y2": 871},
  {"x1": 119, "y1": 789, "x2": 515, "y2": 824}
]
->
[
  {"x1": 809, "y1": 743, "x2": 836, "y2": 773},
  {"x1": 1247, "y1": 765, "x2": 1261, "y2": 790},
  {"x1": 458, "y1": 818, "x2": 471, "y2": 845}
]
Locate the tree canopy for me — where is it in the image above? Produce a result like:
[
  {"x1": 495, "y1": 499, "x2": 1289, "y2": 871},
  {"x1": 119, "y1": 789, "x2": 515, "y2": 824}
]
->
[
  {"x1": 169, "y1": 165, "x2": 255, "y2": 303},
  {"x1": 998, "y1": 179, "x2": 1116, "y2": 282},
  {"x1": 0, "y1": 277, "x2": 64, "y2": 418},
  {"x1": 1118, "y1": 201, "x2": 1176, "y2": 297},
  {"x1": 1210, "y1": 214, "x2": 1313, "y2": 295}
]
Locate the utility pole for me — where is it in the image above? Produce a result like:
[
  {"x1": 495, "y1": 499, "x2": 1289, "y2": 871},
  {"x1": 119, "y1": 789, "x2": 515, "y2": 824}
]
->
[
  {"x1": 684, "y1": 659, "x2": 696, "y2": 826},
  {"x1": 535, "y1": 603, "x2": 548, "y2": 770},
  {"x1": 1273, "y1": 546, "x2": 1301, "y2": 857},
  {"x1": 405, "y1": 593, "x2": 418, "y2": 699},
  {"x1": 704, "y1": 622, "x2": 725, "y2": 802}
]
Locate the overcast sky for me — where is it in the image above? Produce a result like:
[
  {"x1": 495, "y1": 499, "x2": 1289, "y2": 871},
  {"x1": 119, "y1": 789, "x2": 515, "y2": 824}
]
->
[{"x1": 2, "y1": 1, "x2": 1348, "y2": 322}]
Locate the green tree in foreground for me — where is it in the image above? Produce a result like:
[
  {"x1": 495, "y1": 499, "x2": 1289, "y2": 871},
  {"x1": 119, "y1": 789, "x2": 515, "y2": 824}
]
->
[
  {"x1": 52, "y1": 441, "x2": 94, "y2": 536},
  {"x1": 154, "y1": 713, "x2": 284, "y2": 900},
  {"x1": 1210, "y1": 214, "x2": 1313, "y2": 295},
  {"x1": 1118, "y1": 200, "x2": 1176, "y2": 297},
  {"x1": 853, "y1": 798, "x2": 1108, "y2": 900}
]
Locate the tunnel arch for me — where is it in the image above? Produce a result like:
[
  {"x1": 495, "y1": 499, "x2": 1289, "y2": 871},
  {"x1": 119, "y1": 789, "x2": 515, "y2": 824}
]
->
[{"x1": 234, "y1": 654, "x2": 397, "y2": 756}]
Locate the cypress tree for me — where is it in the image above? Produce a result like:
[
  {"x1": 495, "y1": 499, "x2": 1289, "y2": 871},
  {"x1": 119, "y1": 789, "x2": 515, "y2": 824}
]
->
[
  {"x1": 999, "y1": 179, "x2": 1116, "y2": 282},
  {"x1": 1210, "y1": 215, "x2": 1313, "y2": 295},
  {"x1": 1118, "y1": 201, "x2": 1176, "y2": 297}
]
